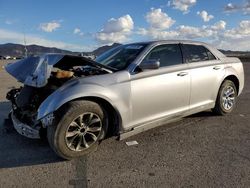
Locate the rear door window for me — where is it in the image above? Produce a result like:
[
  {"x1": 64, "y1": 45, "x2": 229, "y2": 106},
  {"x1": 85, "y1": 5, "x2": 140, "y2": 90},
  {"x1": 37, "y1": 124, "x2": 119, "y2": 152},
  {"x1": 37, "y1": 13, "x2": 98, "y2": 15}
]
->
[{"x1": 182, "y1": 44, "x2": 216, "y2": 63}]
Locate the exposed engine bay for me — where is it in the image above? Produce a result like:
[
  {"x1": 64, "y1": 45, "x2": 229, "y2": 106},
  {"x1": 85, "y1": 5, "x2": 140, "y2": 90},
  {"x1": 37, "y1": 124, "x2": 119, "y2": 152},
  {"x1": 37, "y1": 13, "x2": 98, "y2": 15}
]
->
[{"x1": 5, "y1": 54, "x2": 113, "y2": 138}]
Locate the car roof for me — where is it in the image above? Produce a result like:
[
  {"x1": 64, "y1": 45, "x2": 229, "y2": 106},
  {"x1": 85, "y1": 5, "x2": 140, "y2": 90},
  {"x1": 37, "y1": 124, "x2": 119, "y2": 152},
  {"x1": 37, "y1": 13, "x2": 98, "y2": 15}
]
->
[
  {"x1": 129, "y1": 40, "x2": 209, "y2": 46},
  {"x1": 128, "y1": 40, "x2": 225, "y2": 59}
]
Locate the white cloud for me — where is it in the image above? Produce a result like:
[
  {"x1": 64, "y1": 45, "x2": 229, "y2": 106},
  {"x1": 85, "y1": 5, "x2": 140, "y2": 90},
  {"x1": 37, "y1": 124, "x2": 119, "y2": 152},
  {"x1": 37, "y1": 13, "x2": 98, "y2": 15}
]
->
[
  {"x1": 137, "y1": 12, "x2": 250, "y2": 51},
  {"x1": 177, "y1": 21, "x2": 250, "y2": 50},
  {"x1": 137, "y1": 8, "x2": 176, "y2": 40},
  {"x1": 177, "y1": 25, "x2": 215, "y2": 38},
  {"x1": 103, "y1": 15, "x2": 134, "y2": 33},
  {"x1": 73, "y1": 28, "x2": 84, "y2": 36},
  {"x1": 172, "y1": 0, "x2": 196, "y2": 13},
  {"x1": 214, "y1": 20, "x2": 250, "y2": 50},
  {"x1": 146, "y1": 8, "x2": 175, "y2": 30},
  {"x1": 223, "y1": 20, "x2": 250, "y2": 39},
  {"x1": 176, "y1": 21, "x2": 249, "y2": 50},
  {"x1": 137, "y1": 8, "x2": 250, "y2": 51},
  {"x1": 137, "y1": 28, "x2": 179, "y2": 39},
  {"x1": 5, "y1": 20, "x2": 13, "y2": 25},
  {"x1": 225, "y1": 3, "x2": 237, "y2": 11},
  {"x1": 0, "y1": 28, "x2": 93, "y2": 51},
  {"x1": 73, "y1": 28, "x2": 81, "y2": 34},
  {"x1": 211, "y1": 20, "x2": 226, "y2": 30},
  {"x1": 224, "y1": 1, "x2": 250, "y2": 14},
  {"x1": 39, "y1": 21, "x2": 61, "y2": 32},
  {"x1": 139, "y1": 8, "x2": 215, "y2": 40},
  {"x1": 239, "y1": 20, "x2": 250, "y2": 34},
  {"x1": 95, "y1": 32, "x2": 128, "y2": 44},
  {"x1": 95, "y1": 14, "x2": 134, "y2": 44},
  {"x1": 178, "y1": 25, "x2": 203, "y2": 38},
  {"x1": 197, "y1": 10, "x2": 214, "y2": 22},
  {"x1": 215, "y1": 36, "x2": 250, "y2": 51}
]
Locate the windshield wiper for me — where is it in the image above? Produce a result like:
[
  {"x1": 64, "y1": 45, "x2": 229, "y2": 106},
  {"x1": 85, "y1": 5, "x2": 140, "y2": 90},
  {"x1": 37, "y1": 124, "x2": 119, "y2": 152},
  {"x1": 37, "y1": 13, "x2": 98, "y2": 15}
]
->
[
  {"x1": 95, "y1": 63, "x2": 118, "y2": 73},
  {"x1": 80, "y1": 56, "x2": 118, "y2": 73},
  {"x1": 93, "y1": 61, "x2": 118, "y2": 73}
]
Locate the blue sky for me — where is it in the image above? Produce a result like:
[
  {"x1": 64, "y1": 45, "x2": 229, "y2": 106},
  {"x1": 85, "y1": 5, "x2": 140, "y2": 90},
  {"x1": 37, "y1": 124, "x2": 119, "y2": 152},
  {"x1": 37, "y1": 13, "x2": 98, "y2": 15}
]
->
[{"x1": 0, "y1": 0, "x2": 249, "y2": 51}]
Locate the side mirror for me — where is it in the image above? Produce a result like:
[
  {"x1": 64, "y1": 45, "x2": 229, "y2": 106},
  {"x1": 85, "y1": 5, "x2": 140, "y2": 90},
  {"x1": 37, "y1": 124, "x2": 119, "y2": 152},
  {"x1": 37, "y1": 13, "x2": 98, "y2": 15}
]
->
[{"x1": 139, "y1": 59, "x2": 160, "y2": 70}]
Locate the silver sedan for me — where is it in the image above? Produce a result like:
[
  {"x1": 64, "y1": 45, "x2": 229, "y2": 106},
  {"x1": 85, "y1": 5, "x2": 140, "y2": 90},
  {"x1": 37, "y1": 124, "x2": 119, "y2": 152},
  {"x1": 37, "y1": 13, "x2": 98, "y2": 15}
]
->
[{"x1": 5, "y1": 40, "x2": 244, "y2": 159}]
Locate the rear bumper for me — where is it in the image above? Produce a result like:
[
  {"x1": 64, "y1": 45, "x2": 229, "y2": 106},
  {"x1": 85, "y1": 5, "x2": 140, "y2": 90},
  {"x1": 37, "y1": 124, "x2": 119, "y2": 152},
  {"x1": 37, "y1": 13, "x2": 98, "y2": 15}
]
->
[{"x1": 11, "y1": 112, "x2": 40, "y2": 139}]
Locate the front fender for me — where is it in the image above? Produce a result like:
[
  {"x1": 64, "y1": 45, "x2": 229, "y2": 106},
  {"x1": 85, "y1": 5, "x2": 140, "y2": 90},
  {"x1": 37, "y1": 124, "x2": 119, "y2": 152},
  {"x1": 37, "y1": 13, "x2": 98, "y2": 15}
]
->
[{"x1": 37, "y1": 81, "x2": 119, "y2": 120}]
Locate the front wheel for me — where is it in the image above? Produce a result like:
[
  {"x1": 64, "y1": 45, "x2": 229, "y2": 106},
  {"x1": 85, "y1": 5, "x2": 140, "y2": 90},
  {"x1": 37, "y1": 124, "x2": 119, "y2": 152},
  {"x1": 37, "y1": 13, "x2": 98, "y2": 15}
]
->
[
  {"x1": 212, "y1": 80, "x2": 237, "y2": 115},
  {"x1": 47, "y1": 100, "x2": 107, "y2": 159}
]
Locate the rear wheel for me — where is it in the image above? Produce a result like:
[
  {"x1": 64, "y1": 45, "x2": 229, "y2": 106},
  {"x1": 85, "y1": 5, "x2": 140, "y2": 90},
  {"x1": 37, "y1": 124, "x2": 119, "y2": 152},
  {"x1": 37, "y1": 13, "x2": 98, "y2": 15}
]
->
[
  {"x1": 212, "y1": 80, "x2": 237, "y2": 115},
  {"x1": 47, "y1": 100, "x2": 107, "y2": 159}
]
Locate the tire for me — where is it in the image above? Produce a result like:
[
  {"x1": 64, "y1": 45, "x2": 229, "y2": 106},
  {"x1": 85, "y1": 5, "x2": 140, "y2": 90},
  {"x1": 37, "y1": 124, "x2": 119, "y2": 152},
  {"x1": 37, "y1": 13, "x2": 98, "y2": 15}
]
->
[
  {"x1": 47, "y1": 100, "x2": 107, "y2": 159},
  {"x1": 212, "y1": 80, "x2": 237, "y2": 115}
]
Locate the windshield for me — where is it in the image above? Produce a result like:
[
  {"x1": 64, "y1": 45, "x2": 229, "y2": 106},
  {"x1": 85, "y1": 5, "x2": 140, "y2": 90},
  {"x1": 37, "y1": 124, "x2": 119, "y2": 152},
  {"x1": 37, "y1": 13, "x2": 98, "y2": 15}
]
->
[{"x1": 95, "y1": 43, "x2": 148, "y2": 70}]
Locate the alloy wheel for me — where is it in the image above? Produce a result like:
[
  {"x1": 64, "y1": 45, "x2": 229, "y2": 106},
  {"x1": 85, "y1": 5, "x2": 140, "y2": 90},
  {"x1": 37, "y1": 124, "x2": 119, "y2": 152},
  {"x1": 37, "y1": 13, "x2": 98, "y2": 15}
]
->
[
  {"x1": 222, "y1": 85, "x2": 236, "y2": 111},
  {"x1": 65, "y1": 112, "x2": 102, "y2": 151}
]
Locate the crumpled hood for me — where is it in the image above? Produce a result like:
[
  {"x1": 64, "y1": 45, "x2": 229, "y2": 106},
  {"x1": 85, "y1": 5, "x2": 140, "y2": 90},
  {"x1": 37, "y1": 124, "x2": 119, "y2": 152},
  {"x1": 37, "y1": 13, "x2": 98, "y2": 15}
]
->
[
  {"x1": 5, "y1": 53, "x2": 113, "y2": 88},
  {"x1": 5, "y1": 54, "x2": 64, "y2": 87}
]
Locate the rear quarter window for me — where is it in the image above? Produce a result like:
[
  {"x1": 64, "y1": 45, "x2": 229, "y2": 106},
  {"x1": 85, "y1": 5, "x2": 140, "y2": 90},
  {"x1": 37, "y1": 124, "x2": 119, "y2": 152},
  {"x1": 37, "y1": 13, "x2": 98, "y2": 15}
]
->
[{"x1": 182, "y1": 44, "x2": 216, "y2": 63}]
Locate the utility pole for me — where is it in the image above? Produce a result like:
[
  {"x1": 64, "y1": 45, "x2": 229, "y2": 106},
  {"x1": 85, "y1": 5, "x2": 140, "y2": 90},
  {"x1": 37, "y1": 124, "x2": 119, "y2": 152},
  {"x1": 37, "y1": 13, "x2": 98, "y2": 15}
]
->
[{"x1": 23, "y1": 32, "x2": 28, "y2": 58}]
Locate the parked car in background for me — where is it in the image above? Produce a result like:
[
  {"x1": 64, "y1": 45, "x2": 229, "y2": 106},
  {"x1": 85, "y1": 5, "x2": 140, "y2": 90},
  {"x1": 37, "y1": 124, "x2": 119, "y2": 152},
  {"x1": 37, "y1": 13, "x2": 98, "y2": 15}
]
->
[{"x1": 5, "y1": 40, "x2": 244, "y2": 159}]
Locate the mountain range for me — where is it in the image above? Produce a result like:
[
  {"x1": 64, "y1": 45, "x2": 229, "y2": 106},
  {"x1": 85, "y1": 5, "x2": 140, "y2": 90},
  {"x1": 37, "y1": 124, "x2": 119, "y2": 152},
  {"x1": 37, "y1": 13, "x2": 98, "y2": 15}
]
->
[
  {"x1": 0, "y1": 43, "x2": 249, "y2": 61},
  {"x1": 0, "y1": 43, "x2": 121, "y2": 57}
]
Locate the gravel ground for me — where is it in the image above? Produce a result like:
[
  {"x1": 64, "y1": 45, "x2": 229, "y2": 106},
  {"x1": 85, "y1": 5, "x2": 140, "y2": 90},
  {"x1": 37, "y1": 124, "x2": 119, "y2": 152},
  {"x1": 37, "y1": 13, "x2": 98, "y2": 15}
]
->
[{"x1": 0, "y1": 60, "x2": 249, "y2": 188}]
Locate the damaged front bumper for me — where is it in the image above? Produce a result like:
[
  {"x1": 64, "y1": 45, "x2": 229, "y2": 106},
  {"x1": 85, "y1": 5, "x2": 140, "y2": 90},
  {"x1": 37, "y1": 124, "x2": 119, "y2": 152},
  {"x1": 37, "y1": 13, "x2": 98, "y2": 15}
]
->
[{"x1": 11, "y1": 112, "x2": 41, "y2": 139}]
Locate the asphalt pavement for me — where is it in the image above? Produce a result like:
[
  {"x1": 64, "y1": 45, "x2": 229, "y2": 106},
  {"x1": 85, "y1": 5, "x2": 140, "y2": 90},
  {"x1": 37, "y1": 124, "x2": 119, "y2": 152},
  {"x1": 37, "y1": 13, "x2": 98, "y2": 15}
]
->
[{"x1": 0, "y1": 61, "x2": 249, "y2": 188}]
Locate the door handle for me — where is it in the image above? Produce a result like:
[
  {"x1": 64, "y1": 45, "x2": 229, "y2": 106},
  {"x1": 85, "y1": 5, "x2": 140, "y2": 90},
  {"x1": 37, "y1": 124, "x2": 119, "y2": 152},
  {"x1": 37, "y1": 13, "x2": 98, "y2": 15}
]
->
[
  {"x1": 177, "y1": 72, "x2": 188, "y2": 77},
  {"x1": 213, "y1": 66, "x2": 221, "y2": 70}
]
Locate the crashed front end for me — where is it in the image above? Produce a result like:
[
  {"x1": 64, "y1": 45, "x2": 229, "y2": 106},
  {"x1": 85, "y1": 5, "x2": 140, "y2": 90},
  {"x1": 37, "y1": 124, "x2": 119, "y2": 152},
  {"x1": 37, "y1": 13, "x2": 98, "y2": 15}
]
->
[
  {"x1": 7, "y1": 87, "x2": 42, "y2": 138},
  {"x1": 5, "y1": 54, "x2": 111, "y2": 139}
]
